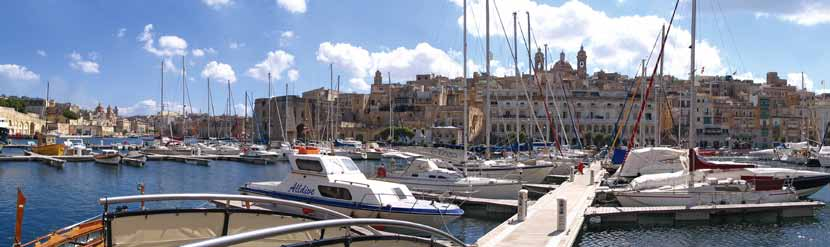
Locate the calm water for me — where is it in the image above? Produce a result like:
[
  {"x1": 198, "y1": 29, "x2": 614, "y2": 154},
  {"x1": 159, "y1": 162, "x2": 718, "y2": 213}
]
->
[
  {"x1": 3, "y1": 140, "x2": 829, "y2": 246},
  {"x1": 0, "y1": 140, "x2": 504, "y2": 246}
]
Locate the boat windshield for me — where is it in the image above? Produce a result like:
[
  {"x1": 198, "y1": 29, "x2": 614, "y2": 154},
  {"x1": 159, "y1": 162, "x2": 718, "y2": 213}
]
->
[{"x1": 325, "y1": 157, "x2": 362, "y2": 174}]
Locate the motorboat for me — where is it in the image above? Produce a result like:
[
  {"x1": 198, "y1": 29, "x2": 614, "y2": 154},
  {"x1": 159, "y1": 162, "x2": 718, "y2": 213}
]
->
[
  {"x1": 378, "y1": 152, "x2": 522, "y2": 199},
  {"x1": 364, "y1": 142, "x2": 384, "y2": 160},
  {"x1": 194, "y1": 142, "x2": 241, "y2": 155},
  {"x1": 241, "y1": 144, "x2": 284, "y2": 162},
  {"x1": 239, "y1": 148, "x2": 463, "y2": 227},
  {"x1": 63, "y1": 138, "x2": 89, "y2": 156},
  {"x1": 142, "y1": 137, "x2": 194, "y2": 155},
  {"x1": 0, "y1": 118, "x2": 8, "y2": 152},
  {"x1": 121, "y1": 151, "x2": 147, "y2": 167},
  {"x1": 16, "y1": 193, "x2": 463, "y2": 247},
  {"x1": 94, "y1": 149, "x2": 121, "y2": 165},
  {"x1": 747, "y1": 148, "x2": 780, "y2": 160}
]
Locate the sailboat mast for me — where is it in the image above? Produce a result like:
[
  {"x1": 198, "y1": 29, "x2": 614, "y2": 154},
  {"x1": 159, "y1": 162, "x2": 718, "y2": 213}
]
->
[
  {"x1": 335, "y1": 75, "x2": 340, "y2": 141},
  {"x1": 285, "y1": 82, "x2": 289, "y2": 143},
  {"x1": 181, "y1": 55, "x2": 186, "y2": 139},
  {"x1": 688, "y1": 0, "x2": 697, "y2": 149},
  {"x1": 513, "y1": 12, "x2": 520, "y2": 158},
  {"x1": 463, "y1": 0, "x2": 468, "y2": 173},
  {"x1": 207, "y1": 78, "x2": 212, "y2": 139},
  {"x1": 657, "y1": 25, "x2": 664, "y2": 146},
  {"x1": 160, "y1": 59, "x2": 165, "y2": 137},
  {"x1": 388, "y1": 72, "x2": 393, "y2": 145},
  {"x1": 244, "y1": 91, "x2": 248, "y2": 142},
  {"x1": 268, "y1": 72, "x2": 272, "y2": 145},
  {"x1": 484, "y1": 0, "x2": 491, "y2": 159}
]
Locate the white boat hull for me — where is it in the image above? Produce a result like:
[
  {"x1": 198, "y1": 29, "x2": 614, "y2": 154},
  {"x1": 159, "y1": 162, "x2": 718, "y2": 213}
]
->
[
  {"x1": 94, "y1": 155, "x2": 121, "y2": 165},
  {"x1": 379, "y1": 178, "x2": 522, "y2": 199},
  {"x1": 614, "y1": 190, "x2": 797, "y2": 207},
  {"x1": 464, "y1": 165, "x2": 555, "y2": 183}
]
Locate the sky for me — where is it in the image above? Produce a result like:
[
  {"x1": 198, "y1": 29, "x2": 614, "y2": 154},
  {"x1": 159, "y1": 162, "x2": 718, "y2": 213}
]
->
[{"x1": 1, "y1": 0, "x2": 829, "y2": 116}]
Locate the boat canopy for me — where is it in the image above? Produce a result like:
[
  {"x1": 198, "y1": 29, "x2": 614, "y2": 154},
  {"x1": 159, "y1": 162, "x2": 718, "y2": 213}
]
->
[{"x1": 615, "y1": 147, "x2": 686, "y2": 178}]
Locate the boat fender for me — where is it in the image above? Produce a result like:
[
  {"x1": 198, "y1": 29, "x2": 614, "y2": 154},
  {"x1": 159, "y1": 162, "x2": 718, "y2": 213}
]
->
[{"x1": 377, "y1": 165, "x2": 387, "y2": 178}]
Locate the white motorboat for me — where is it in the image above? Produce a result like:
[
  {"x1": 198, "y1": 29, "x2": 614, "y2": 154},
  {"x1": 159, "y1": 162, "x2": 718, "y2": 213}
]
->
[
  {"x1": 94, "y1": 149, "x2": 121, "y2": 165},
  {"x1": 239, "y1": 149, "x2": 463, "y2": 227},
  {"x1": 378, "y1": 152, "x2": 522, "y2": 199},
  {"x1": 747, "y1": 148, "x2": 780, "y2": 160},
  {"x1": 241, "y1": 144, "x2": 284, "y2": 162},
  {"x1": 63, "y1": 138, "x2": 89, "y2": 156}
]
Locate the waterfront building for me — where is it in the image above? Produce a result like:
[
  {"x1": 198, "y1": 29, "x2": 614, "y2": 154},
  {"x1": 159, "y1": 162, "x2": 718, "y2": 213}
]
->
[{"x1": 0, "y1": 106, "x2": 45, "y2": 136}]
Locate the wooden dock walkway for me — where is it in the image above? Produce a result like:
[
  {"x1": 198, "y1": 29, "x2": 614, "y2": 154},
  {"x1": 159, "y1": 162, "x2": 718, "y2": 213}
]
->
[
  {"x1": 585, "y1": 201, "x2": 825, "y2": 226},
  {"x1": 4, "y1": 151, "x2": 67, "y2": 168},
  {"x1": 476, "y1": 160, "x2": 604, "y2": 247}
]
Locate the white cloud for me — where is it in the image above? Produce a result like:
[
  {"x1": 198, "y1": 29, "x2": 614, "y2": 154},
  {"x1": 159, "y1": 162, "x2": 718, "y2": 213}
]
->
[
  {"x1": 36, "y1": 50, "x2": 47, "y2": 57},
  {"x1": 733, "y1": 71, "x2": 765, "y2": 84},
  {"x1": 119, "y1": 99, "x2": 159, "y2": 116},
  {"x1": 246, "y1": 50, "x2": 296, "y2": 81},
  {"x1": 68, "y1": 51, "x2": 100, "y2": 74},
  {"x1": 280, "y1": 31, "x2": 295, "y2": 47},
  {"x1": 0, "y1": 64, "x2": 40, "y2": 81},
  {"x1": 451, "y1": 0, "x2": 726, "y2": 79},
  {"x1": 229, "y1": 41, "x2": 245, "y2": 49},
  {"x1": 786, "y1": 72, "x2": 814, "y2": 90},
  {"x1": 755, "y1": 12, "x2": 771, "y2": 19},
  {"x1": 203, "y1": 0, "x2": 233, "y2": 9},
  {"x1": 192, "y1": 49, "x2": 206, "y2": 57},
  {"x1": 316, "y1": 42, "x2": 464, "y2": 91},
  {"x1": 201, "y1": 61, "x2": 237, "y2": 83},
  {"x1": 117, "y1": 28, "x2": 126, "y2": 38},
  {"x1": 138, "y1": 24, "x2": 189, "y2": 57},
  {"x1": 277, "y1": 0, "x2": 306, "y2": 14},
  {"x1": 287, "y1": 69, "x2": 299, "y2": 81},
  {"x1": 777, "y1": 2, "x2": 830, "y2": 26}
]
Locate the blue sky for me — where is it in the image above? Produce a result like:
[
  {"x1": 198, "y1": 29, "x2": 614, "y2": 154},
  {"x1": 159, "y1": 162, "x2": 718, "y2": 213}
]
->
[{"x1": 1, "y1": 0, "x2": 829, "y2": 116}]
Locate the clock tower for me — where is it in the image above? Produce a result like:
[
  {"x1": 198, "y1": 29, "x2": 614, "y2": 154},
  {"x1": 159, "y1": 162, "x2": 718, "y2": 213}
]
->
[{"x1": 577, "y1": 45, "x2": 587, "y2": 79}]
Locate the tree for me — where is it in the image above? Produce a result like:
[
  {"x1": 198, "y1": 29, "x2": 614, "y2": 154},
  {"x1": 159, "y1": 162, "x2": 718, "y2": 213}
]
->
[
  {"x1": 62, "y1": 109, "x2": 80, "y2": 120},
  {"x1": 375, "y1": 127, "x2": 415, "y2": 143}
]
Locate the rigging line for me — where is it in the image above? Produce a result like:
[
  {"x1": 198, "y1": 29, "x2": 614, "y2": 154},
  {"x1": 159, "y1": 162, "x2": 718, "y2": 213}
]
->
[
  {"x1": 468, "y1": 3, "x2": 487, "y2": 71},
  {"x1": 512, "y1": 20, "x2": 551, "y2": 149},
  {"x1": 715, "y1": 0, "x2": 748, "y2": 75},
  {"x1": 492, "y1": 0, "x2": 515, "y2": 61},
  {"x1": 708, "y1": 0, "x2": 733, "y2": 74},
  {"x1": 621, "y1": 0, "x2": 681, "y2": 166},
  {"x1": 517, "y1": 19, "x2": 559, "y2": 154},
  {"x1": 609, "y1": 28, "x2": 663, "y2": 153}
]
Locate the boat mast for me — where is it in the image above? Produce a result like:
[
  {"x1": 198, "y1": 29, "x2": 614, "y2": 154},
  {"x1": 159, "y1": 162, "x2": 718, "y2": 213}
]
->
[
  {"x1": 329, "y1": 63, "x2": 334, "y2": 143},
  {"x1": 335, "y1": 75, "x2": 340, "y2": 142},
  {"x1": 389, "y1": 72, "x2": 394, "y2": 145},
  {"x1": 244, "y1": 91, "x2": 248, "y2": 142},
  {"x1": 160, "y1": 59, "x2": 165, "y2": 138},
  {"x1": 227, "y1": 80, "x2": 232, "y2": 139},
  {"x1": 688, "y1": 0, "x2": 697, "y2": 150},
  {"x1": 484, "y1": 0, "x2": 491, "y2": 159},
  {"x1": 268, "y1": 72, "x2": 272, "y2": 145},
  {"x1": 285, "y1": 82, "x2": 289, "y2": 144},
  {"x1": 181, "y1": 55, "x2": 186, "y2": 139},
  {"x1": 463, "y1": 0, "x2": 468, "y2": 174},
  {"x1": 657, "y1": 25, "x2": 665, "y2": 146},
  {"x1": 207, "y1": 78, "x2": 212, "y2": 139},
  {"x1": 513, "y1": 12, "x2": 520, "y2": 159}
]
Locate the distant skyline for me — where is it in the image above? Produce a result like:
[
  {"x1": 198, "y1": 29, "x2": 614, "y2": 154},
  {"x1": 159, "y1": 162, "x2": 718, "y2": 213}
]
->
[{"x1": 1, "y1": 0, "x2": 829, "y2": 116}]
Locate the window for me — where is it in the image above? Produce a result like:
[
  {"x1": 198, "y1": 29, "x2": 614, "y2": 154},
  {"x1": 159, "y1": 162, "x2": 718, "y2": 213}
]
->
[
  {"x1": 318, "y1": 185, "x2": 352, "y2": 200},
  {"x1": 296, "y1": 159, "x2": 323, "y2": 172},
  {"x1": 393, "y1": 188, "x2": 407, "y2": 199}
]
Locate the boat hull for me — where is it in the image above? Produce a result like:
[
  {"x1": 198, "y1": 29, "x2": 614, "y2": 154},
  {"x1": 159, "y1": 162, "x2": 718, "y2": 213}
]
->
[
  {"x1": 614, "y1": 190, "x2": 797, "y2": 207},
  {"x1": 464, "y1": 165, "x2": 555, "y2": 183},
  {"x1": 32, "y1": 144, "x2": 65, "y2": 156},
  {"x1": 240, "y1": 187, "x2": 461, "y2": 228},
  {"x1": 94, "y1": 154, "x2": 121, "y2": 165},
  {"x1": 379, "y1": 177, "x2": 522, "y2": 199}
]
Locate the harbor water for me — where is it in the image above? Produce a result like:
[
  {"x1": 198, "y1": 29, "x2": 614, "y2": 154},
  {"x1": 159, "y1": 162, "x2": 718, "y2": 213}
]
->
[
  {"x1": 2, "y1": 138, "x2": 829, "y2": 246},
  {"x1": 0, "y1": 139, "x2": 504, "y2": 246}
]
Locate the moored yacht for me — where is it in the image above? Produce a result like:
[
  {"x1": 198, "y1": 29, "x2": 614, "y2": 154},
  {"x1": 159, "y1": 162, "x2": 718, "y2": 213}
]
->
[
  {"x1": 379, "y1": 152, "x2": 522, "y2": 199},
  {"x1": 440, "y1": 158, "x2": 556, "y2": 183},
  {"x1": 614, "y1": 150, "x2": 799, "y2": 207},
  {"x1": 239, "y1": 149, "x2": 463, "y2": 227}
]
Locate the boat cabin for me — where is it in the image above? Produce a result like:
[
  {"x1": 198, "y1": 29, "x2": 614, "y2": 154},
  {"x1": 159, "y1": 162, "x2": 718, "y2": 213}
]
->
[{"x1": 381, "y1": 152, "x2": 462, "y2": 180}]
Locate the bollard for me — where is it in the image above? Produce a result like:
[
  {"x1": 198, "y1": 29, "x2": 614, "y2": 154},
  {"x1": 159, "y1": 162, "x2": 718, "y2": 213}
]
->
[
  {"x1": 588, "y1": 169, "x2": 595, "y2": 186},
  {"x1": 556, "y1": 198, "x2": 567, "y2": 231},
  {"x1": 568, "y1": 168, "x2": 575, "y2": 182},
  {"x1": 517, "y1": 189, "x2": 528, "y2": 222}
]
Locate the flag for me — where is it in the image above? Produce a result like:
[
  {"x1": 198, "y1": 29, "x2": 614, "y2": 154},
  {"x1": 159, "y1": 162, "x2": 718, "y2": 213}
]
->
[{"x1": 15, "y1": 188, "x2": 27, "y2": 245}]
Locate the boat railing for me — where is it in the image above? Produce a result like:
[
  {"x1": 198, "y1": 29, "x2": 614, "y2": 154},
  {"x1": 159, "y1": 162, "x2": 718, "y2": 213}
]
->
[
  {"x1": 355, "y1": 192, "x2": 446, "y2": 212},
  {"x1": 98, "y1": 193, "x2": 353, "y2": 221},
  {"x1": 180, "y1": 218, "x2": 469, "y2": 247},
  {"x1": 333, "y1": 179, "x2": 372, "y2": 188}
]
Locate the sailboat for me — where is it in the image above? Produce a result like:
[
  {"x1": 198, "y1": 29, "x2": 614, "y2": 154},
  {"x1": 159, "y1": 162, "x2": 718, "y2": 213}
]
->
[{"x1": 31, "y1": 81, "x2": 65, "y2": 156}]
